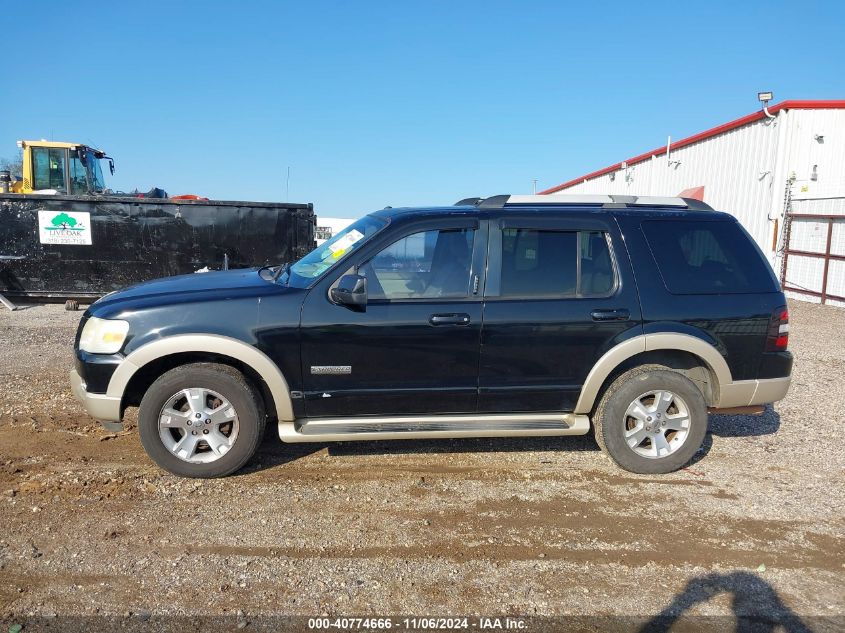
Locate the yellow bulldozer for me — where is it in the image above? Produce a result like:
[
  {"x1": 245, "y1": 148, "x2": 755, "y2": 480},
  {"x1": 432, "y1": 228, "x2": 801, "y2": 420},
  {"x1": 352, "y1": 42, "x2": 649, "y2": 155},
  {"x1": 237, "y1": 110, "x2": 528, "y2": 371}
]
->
[{"x1": 1, "y1": 140, "x2": 115, "y2": 195}]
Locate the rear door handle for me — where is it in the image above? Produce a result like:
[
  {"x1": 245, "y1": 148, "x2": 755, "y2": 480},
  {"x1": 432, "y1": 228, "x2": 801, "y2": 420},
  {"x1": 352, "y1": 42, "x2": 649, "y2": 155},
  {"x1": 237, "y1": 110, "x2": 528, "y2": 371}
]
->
[
  {"x1": 590, "y1": 309, "x2": 630, "y2": 322},
  {"x1": 429, "y1": 313, "x2": 471, "y2": 326}
]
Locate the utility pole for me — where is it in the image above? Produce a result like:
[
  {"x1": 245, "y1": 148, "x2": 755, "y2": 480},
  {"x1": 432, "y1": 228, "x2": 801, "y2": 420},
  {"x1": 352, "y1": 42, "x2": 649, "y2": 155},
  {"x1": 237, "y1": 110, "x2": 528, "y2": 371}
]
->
[{"x1": 532, "y1": 179, "x2": 538, "y2": 195}]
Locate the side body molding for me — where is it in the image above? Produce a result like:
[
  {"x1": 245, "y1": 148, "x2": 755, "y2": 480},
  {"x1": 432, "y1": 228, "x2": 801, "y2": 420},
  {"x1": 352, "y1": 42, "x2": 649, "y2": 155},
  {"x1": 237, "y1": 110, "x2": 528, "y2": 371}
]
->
[
  {"x1": 106, "y1": 334, "x2": 294, "y2": 421},
  {"x1": 573, "y1": 333, "x2": 733, "y2": 414}
]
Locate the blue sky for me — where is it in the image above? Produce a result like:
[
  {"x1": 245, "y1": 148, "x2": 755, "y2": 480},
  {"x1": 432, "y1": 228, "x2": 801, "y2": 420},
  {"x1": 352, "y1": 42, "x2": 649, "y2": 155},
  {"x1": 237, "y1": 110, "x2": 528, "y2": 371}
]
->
[{"x1": 2, "y1": 1, "x2": 843, "y2": 217}]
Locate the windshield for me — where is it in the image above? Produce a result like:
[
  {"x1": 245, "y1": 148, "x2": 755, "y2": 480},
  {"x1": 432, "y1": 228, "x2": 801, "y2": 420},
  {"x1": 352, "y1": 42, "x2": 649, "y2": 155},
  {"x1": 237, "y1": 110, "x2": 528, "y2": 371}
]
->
[{"x1": 285, "y1": 215, "x2": 387, "y2": 288}]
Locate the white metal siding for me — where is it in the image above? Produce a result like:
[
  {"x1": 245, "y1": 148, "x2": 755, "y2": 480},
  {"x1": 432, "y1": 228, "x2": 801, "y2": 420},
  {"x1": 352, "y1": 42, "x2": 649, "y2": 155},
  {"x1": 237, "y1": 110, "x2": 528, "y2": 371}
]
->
[
  {"x1": 551, "y1": 108, "x2": 845, "y2": 269},
  {"x1": 551, "y1": 115, "x2": 782, "y2": 255}
]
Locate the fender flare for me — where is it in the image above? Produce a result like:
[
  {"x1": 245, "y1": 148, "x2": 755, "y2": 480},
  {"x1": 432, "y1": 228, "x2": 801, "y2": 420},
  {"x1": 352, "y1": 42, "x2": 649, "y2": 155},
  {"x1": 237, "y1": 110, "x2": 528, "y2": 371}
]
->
[
  {"x1": 106, "y1": 334, "x2": 294, "y2": 421},
  {"x1": 573, "y1": 333, "x2": 733, "y2": 414}
]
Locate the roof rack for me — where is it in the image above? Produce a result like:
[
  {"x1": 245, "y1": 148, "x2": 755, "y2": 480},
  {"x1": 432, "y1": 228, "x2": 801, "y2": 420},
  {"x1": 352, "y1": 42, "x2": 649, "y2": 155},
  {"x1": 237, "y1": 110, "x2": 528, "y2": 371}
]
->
[{"x1": 456, "y1": 194, "x2": 714, "y2": 211}]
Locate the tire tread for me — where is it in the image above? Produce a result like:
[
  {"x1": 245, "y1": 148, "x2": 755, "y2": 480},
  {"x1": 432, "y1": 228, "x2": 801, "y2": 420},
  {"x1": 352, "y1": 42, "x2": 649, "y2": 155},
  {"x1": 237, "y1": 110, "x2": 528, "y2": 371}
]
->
[{"x1": 138, "y1": 362, "x2": 265, "y2": 478}]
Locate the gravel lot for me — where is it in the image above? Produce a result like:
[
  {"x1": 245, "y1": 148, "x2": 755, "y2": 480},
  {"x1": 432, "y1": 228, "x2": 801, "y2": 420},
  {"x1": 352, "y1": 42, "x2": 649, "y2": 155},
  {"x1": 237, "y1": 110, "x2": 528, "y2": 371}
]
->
[{"x1": 0, "y1": 300, "x2": 843, "y2": 630}]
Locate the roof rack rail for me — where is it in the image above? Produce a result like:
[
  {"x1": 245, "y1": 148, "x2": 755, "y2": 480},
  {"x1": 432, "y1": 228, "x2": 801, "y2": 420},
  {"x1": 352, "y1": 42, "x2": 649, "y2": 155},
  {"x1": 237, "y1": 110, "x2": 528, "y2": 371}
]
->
[{"x1": 456, "y1": 194, "x2": 714, "y2": 211}]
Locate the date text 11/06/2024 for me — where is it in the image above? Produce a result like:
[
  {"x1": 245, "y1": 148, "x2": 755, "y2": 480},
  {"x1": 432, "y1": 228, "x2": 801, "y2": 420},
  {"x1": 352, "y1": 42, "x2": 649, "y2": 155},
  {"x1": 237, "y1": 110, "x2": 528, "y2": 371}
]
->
[{"x1": 307, "y1": 617, "x2": 527, "y2": 630}]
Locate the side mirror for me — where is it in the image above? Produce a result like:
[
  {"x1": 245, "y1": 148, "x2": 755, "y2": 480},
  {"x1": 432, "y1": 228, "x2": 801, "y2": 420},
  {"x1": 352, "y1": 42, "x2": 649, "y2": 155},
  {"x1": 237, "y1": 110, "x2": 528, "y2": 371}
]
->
[{"x1": 330, "y1": 274, "x2": 367, "y2": 311}]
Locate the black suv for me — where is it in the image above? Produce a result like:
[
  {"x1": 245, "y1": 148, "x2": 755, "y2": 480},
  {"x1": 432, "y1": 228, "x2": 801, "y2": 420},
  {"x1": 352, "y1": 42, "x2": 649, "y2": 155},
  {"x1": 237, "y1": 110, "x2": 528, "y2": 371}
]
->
[{"x1": 70, "y1": 194, "x2": 793, "y2": 478}]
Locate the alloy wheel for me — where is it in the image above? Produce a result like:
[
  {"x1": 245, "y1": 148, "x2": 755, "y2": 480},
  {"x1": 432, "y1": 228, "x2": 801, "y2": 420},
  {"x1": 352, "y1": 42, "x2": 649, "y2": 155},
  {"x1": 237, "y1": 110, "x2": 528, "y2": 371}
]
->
[
  {"x1": 158, "y1": 388, "x2": 240, "y2": 463},
  {"x1": 623, "y1": 390, "x2": 691, "y2": 459}
]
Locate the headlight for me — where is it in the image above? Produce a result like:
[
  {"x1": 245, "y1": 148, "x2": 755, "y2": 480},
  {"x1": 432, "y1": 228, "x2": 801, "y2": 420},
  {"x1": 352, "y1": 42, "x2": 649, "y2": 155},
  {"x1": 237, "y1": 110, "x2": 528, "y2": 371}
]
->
[{"x1": 79, "y1": 317, "x2": 129, "y2": 354}]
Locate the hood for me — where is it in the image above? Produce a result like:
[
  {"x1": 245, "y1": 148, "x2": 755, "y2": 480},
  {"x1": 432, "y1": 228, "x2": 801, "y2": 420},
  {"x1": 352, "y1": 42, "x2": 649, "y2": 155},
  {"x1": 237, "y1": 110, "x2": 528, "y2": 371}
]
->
[
  {"x1": 88, "y1": 268, "x2": 286, "y2": 317},
  {"x1": 111, "y1": 268, "x2": 268, "y2": 299}
]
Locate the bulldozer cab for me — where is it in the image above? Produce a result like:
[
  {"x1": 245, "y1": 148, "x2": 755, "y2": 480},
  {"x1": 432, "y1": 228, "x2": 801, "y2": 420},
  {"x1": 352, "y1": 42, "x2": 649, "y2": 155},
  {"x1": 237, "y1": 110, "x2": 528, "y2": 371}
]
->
[{"x1": 15, "y1": 140, "x2": 114, "y2": 195}]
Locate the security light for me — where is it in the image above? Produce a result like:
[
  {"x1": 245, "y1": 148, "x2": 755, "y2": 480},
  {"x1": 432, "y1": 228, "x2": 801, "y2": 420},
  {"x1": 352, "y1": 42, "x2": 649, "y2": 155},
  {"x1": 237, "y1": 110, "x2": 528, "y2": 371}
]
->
[{"x1": 758, "y1": 92, "x2": 776, "y2": 121}]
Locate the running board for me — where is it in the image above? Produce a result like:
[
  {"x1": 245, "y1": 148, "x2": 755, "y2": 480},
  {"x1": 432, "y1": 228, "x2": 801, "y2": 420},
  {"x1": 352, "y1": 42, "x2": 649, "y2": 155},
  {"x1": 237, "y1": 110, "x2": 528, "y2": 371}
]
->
[{"x1": 278, "y1": 413, "x2": 591, "y2": 443}]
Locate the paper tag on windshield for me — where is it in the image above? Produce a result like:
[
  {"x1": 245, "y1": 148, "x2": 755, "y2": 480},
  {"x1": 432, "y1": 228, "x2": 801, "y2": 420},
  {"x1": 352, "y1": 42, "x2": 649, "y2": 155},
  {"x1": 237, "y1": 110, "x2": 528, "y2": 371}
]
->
[{"x1": 328, "y1": 229, "x2": 364, "y2": 254}]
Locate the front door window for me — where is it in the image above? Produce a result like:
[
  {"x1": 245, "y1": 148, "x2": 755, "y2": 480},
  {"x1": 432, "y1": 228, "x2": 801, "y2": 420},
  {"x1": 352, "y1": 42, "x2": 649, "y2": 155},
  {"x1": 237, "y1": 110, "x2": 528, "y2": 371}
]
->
[{"x1": 364, "y1": 228, "x2": 475, "y2": 300}]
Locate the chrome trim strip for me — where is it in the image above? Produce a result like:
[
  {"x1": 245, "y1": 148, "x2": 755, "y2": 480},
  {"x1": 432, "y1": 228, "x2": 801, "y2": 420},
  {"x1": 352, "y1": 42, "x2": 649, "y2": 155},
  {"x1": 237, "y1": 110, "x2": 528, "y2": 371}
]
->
[
  {"x1": 278, "y1": 413, "x2": 591, "y2": 443},
  {"x1": 506, "y1": 195, "x2": 687, "y2": 207},
  {"x1": 628, "y1": 196, "x2": 687, "y2": 207},
  {"x1": 507, "y1": 194, "x2": 613, "y2": 205}
]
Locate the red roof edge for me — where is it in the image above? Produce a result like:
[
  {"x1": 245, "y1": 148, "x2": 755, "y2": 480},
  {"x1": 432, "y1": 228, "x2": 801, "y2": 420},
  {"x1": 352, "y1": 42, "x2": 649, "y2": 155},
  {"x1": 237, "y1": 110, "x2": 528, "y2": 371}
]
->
[{"x1": 538, "y1": 100, "x2": 845, "y2": 195}]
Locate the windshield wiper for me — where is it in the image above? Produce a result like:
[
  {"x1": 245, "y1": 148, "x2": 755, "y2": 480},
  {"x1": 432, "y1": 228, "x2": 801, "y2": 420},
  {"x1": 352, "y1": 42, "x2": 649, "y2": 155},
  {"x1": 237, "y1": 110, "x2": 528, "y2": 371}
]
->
[{"x1": 272, "y1": 262, "x2": 292, "y2": 284}]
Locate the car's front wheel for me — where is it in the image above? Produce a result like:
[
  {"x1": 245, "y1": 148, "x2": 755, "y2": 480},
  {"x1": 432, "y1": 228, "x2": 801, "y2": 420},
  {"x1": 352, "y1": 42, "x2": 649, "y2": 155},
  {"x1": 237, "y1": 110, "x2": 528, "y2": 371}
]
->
[
  {"x1": 593, "y1": 366, "x2": 707, "y2": 474},
  {"x1": 138, "y1": 363, "x2": 265, "y2": 478}
]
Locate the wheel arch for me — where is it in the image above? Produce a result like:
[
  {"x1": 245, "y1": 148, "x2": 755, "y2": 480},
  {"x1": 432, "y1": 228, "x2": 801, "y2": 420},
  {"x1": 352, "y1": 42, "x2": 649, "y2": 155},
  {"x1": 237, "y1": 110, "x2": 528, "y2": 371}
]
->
[
  {"x1": 574, "y1": 333, "x2": 731, "y2": 414},
  {"x1": 108, "y1": 335, "x2": 294, "y2": 422}
]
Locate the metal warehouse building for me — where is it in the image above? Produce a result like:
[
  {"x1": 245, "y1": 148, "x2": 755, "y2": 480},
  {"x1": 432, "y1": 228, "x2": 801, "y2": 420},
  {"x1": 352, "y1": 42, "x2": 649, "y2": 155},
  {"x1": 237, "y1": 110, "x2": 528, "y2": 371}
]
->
[{"x1": 540, "y1": 100, "x2": 845, "y2": 306}]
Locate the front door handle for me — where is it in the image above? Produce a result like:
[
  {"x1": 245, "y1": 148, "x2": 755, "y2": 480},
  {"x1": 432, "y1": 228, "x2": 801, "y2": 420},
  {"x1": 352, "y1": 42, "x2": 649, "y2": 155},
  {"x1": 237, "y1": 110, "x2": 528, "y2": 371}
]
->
[
  {"x1": 429, "y1": 313, "x2": 471, "y2": 326},
  {"x1": 591, "y1": 308, "x2": 630, "y2": 322}
]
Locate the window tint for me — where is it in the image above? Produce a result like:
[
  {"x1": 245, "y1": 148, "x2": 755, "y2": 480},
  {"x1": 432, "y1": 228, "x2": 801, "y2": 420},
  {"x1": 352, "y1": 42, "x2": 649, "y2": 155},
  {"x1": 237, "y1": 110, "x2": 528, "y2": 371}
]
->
[
  {"x1": 32, "y1": 147, "x2": 66, "y2": 192},
  {"x1": 642, "y1": 220, "x2": 777, "y2": 294},
  {"x1": 580, "y1": 231, "x2": 615, "y2": 295},
  {"x1": 499, "y1": 229, "x2": 615, "y2": 298},
  {"x1": 364, "y1": 228, "x2": 474, "y2": 300}
]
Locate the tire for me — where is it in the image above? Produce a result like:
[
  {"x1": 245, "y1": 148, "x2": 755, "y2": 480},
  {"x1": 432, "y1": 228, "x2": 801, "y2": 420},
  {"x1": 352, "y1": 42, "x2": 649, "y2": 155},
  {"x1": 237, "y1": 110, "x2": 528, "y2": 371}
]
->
[
  {"x1": 138, "y1": 363, "x2": 265, "y2": 478},
  {"x1": 593, "y1": 366, "x2": 707, "y2": 474}
]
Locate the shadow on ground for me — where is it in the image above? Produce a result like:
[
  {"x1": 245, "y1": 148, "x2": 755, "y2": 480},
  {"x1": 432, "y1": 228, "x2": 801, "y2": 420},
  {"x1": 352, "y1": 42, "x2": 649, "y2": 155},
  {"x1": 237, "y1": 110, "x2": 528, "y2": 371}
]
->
[
  {"x1": 687, "y1": 407, "x2": 781, "y2": 465},
  {"x1": 709, "y1": 405, "x2": 781, "y2": 437},
  {"x1": 640, "y1": 570, "x2": 817, "y2": 632}
]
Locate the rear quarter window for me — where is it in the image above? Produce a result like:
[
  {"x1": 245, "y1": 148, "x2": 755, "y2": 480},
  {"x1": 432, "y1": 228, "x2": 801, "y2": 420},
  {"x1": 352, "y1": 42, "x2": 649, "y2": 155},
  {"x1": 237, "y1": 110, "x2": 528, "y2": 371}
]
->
[{"x1": 641, "y1": 219, "x2": 778, "y2": 294}]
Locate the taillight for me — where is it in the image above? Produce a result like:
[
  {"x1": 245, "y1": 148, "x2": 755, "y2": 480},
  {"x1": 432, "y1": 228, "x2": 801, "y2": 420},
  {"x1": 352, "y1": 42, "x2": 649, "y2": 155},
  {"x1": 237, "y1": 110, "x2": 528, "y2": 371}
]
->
[{"x1": 765, "y1": 307, "x2": 789, "y2": 351}]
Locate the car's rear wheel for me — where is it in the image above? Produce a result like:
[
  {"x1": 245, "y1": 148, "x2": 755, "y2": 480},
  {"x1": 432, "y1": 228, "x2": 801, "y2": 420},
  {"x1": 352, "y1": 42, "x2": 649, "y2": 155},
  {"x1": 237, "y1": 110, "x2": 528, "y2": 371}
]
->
[
  {"x1": 593, "y1": 367, "x2": 707, "y2": 474},
  {"x1": 138, "y1": 363, "x2": 265, "y2": 478}
]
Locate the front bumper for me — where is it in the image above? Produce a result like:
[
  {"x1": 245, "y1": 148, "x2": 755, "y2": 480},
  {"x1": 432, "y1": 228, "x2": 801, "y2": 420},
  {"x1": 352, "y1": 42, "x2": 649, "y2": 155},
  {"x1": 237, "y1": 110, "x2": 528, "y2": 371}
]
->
[{"x1": 70, "y1": 368, "x2": 122, "y2": 424}]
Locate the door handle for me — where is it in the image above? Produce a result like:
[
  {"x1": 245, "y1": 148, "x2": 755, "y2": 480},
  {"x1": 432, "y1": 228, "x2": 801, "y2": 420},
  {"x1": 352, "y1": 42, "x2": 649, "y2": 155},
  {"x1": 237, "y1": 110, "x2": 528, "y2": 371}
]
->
[
  {"x1": 429, "y1": 313, "x2": 471, "y2": 326},
  {"x1": 590, "y1": 308, "x2": 630, "y2": 322}
]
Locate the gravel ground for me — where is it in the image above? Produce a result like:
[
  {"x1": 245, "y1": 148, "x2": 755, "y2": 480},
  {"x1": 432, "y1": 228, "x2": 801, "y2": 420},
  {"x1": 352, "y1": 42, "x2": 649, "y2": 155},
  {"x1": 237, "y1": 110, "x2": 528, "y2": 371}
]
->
[{"x1": 0, "y1": 300, "x2": 843, "y2": 631}]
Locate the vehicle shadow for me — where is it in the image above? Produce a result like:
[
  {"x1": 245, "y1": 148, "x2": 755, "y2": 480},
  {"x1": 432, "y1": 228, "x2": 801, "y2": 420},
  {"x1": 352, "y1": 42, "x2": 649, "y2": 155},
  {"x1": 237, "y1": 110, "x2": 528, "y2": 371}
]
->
[
  {"x1": 639, "y1": 570, "x2": 815, "y2": 632},
  {"x1": 325, "y1": 433, "x2": 600, "y2": 459},
  {"x1": 708, "y1": 405, "x2": 781, "y2": 438},
  {"x1": 236, "y1": 424, "x2": 325, "y2": 473},
  {"x1": 245, "y1": 424, "x2": 600, "y2": 472},
  {"x1": 688, "y1": 406, "x2": 782, "y2": 466}
]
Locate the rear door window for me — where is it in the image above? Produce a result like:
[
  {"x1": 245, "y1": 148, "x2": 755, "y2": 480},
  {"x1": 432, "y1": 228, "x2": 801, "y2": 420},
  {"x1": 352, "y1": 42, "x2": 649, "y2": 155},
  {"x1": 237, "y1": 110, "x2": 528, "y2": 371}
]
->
[
  {"x1": 494, "y1": 228, "x2": 616, "y2": 298},
  {"x1": 641, "y1": 220, "x2": 777, "y2": 294}
]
